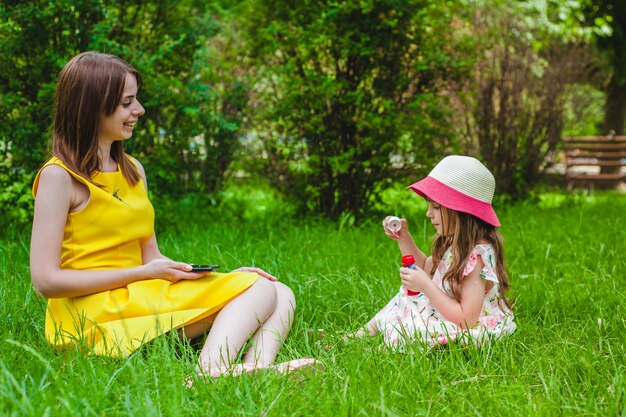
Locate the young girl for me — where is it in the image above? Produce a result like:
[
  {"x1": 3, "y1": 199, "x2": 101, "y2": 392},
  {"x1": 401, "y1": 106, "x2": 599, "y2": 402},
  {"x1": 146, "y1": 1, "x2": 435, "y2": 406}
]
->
[
  {"x1": 30, "y1": 51, "x2": 318, "y2": 377},
  {"x1": 356, "y1": 155, "x2": 516, "y2": 348}
]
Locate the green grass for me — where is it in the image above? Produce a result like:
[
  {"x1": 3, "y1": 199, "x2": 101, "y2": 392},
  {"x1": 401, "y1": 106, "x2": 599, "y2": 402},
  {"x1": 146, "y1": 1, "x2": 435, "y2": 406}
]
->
[{"x1": 0, "y1": 189, "x2": 624, "y2": 416}]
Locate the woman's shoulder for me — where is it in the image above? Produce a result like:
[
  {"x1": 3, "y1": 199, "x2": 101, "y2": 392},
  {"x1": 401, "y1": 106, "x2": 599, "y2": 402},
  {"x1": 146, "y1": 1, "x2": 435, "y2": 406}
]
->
[
  {"x1": 33, "y1": 157, "x2": 94, "y2": 197},
  {"x1": 37, "y1": 157, "x2": 77, "y2": 178},
  {"x1": 125, "y1": 153, "x2": 140, "y2": 165},
  {"x1": 125, "y1": 154, "x2": 148, "y2": 187},
  {"x1": 33, "y1": 159, "x2": 72, "y2": 197},
  {"x1": 39, "y1": 163, "x2": 72, "y2": 182}
]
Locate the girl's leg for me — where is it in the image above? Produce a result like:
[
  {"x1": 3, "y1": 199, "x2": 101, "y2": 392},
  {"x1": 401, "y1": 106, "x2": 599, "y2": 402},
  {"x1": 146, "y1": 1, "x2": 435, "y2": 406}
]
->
[
  {"x1": 308, "y1": 314, "x2": 380, "y2": 342},
  {"x1": 242, "y1": 281, "x2": 295, "y2": 366},
  {"x1": 363, "y1": 317, "x2": 380, "y2": 336},
  {"x1": 343, "y1": 317, "x2": 379, "y2": 340},
  {"x1": 197, "y1": 278, "x2": 277, "y2": 373}
]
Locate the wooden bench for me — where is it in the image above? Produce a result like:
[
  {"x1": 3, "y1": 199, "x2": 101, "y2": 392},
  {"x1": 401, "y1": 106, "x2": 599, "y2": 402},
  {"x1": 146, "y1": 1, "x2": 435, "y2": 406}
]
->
[{"x1": 564, "y1": 135, "x2": 626, "y2": 189}]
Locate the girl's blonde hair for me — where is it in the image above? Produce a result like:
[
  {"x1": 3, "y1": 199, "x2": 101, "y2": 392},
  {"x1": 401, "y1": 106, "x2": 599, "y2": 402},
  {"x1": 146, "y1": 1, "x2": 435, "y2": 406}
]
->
[{"x1": 431, "y1": 207, "x2": 513, "y2": 310}]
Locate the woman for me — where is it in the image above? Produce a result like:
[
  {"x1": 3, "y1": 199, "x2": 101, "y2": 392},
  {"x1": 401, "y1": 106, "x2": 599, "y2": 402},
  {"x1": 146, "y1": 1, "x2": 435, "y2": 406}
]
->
[{"x1": 30, "y1": 51, "x2": 317, "y2": 377}]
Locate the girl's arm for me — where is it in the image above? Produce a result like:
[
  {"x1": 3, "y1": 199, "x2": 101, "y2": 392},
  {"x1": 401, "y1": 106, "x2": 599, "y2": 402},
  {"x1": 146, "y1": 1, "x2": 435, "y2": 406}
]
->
[
  {"x1": 384, "y1": 218, "x2": 430, "y2": 269},
  {"x1": 401, "y1": 258, "x2": 487, "y2": 327},
  {"x1": 30, "y1": 165, "x2": 205, "y2": 299},
  {"x1": 397, "y1": 236, "x2": 430, "y2": 270}
]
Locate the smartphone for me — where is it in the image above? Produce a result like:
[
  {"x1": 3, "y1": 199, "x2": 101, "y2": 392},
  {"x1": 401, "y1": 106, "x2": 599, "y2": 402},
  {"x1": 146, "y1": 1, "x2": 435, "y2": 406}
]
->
[{"x1": 190, "y1": 264, "x2": 220, "y2": 272}]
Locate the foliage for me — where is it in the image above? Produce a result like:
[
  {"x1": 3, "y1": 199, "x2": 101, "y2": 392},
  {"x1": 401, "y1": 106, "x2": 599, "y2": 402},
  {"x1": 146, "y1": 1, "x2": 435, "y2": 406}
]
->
[
  {"x1": 92, "y1": 0, "x2": 250, "y2": 198},
  {"x1": 0, "y1": 163, "x2": 34, "y2": 228},
  {"x1": 562, "y1": 85, "x2": 606, "y2": 137},
  {"x1": 586, "y1": 0, "x2": 626, "y2": 134},
  {"x1": 243, "y1": 0, "x2": 468, "y2": 219},
  {"x1": 0, "y1": 0, "x2": 106, "y2": 225},
  {"x1": 453, "y1": 0, "x2": 603, "y2": 199},
  {"x1": 3, "y1": 0, "x2": 626, "y2": 223},
  {"x1": 0, "y1": 0, "x2": 246, "y2": 225}
]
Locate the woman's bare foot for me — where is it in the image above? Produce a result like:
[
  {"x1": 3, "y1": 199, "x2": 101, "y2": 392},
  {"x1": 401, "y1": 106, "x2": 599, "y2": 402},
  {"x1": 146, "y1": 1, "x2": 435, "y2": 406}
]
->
[
  {"x1": 185, "y1": 358, "x2": 322, "y2": 387},
  {"x1": 272, "y1": 357, "x2": 324, "y2": 374},
  {"x1": 185, "y1": 362, "x2": 268, "y2": 387}
]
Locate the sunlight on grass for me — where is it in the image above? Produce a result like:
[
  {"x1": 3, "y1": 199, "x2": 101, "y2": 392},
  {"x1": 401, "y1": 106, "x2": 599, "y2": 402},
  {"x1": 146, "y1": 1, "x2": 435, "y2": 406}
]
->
[
  {"x1": 220, "y1": 180, "x2": 298, "y2": 220},
  {"x1": 535, "y1": 190, "x2": 613, "y2": 209}
]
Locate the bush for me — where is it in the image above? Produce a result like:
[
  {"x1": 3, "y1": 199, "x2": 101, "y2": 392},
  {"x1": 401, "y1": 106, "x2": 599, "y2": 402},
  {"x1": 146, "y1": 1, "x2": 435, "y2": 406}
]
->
[
  {"x1": 0, "y1": 0, "x2": 246, "y2": 226},
  {"x1": 243, "y1": 0, "x2": 468, "y2": 219},
  {"x1": 453, "y1": 0, "x2": 601, "y2": 198}
]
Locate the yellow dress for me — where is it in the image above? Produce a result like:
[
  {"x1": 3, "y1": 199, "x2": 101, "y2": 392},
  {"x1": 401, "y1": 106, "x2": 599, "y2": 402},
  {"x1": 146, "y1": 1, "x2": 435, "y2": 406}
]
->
[{"x1": 33, "y1": 157, "x2": 258, "y2": 357}]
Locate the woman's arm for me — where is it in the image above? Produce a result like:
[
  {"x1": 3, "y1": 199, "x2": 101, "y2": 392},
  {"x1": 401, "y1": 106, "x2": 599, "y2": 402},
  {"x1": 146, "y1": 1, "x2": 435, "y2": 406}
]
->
[
  {"x1": 30, "y1": 165, "x2": 205, "y2": 299},
  {"x1": 131, "y1": 156, "x2": 169, "y2": 264},
  {"x1": 401, "y1": 258, "x2": 487, "y2": 328},
  {"x1": 141, "y1": 234, "x2": 168, "y2": 263}
]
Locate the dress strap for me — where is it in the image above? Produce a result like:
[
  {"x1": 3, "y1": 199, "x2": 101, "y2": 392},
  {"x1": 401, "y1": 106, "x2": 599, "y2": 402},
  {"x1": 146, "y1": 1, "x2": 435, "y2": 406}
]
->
[
  {"x1": 32, "y1": 157, "x2": 94, "y2": 198},
  {"x1": 462, "y1": 244, "x2": 499, "y2": 283}
]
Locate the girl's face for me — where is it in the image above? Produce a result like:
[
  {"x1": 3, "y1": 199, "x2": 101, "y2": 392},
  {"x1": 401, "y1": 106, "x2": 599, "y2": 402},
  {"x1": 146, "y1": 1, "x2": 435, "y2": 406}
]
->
[
  {"x1": 99, "y1": 73, "x2": 145, "y2": 144},
  {"x1": 426, "y1": 201, "x2": 454, "y2": 236}
]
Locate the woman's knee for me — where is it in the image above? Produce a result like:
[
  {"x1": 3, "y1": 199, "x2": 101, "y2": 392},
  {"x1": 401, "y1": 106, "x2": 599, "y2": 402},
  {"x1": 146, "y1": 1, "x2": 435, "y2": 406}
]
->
[
  {"x1": 250, "y1": 277, "x2": 278, "y2": 309},
  {"x1": 274, "y1": 281, "x2": 296, "y2": 311}
]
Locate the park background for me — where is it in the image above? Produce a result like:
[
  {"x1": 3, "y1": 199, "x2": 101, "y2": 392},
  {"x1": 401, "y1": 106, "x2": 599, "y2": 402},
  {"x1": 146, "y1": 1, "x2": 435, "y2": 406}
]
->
[{"x1": 0, "y1": 0, "x2": 624, "y2": 416}]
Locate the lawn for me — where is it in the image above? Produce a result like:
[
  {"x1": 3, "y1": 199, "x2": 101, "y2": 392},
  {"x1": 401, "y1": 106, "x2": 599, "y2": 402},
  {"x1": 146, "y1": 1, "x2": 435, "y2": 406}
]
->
[{"x1": 0, "y1": 188, "x2": 624, "y2": 416}]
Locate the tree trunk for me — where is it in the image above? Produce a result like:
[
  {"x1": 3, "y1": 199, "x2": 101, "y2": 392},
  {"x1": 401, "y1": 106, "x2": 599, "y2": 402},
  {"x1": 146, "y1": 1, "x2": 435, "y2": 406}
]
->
[
  {"x1": 603, "y1": 75, "x2": 626, "y2": 135},
  {"x1": 601, "y1": 76, "x2": 626, "y2": 179}
]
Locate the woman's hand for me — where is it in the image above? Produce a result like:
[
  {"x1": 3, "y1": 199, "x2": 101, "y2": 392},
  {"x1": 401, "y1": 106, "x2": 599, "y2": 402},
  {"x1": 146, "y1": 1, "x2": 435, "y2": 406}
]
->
[
  {"x1": 141, "y1": 259, "x2": 210, "y2": 283},
  {"x1": 399, "y1": 266, "x2": 431, "y2": 293},
  {"x1": 231, "y1": 267, "x2": 278, "y2": 282},
  {"x1": 382, "y1": 216, "x2": 411, "y2": 241}
]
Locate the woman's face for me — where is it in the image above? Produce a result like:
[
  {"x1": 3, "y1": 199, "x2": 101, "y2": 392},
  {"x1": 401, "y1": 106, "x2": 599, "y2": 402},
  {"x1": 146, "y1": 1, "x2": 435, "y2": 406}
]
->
[{"x1": 99, "y1": 73, "x2": 144, "y2": 144}]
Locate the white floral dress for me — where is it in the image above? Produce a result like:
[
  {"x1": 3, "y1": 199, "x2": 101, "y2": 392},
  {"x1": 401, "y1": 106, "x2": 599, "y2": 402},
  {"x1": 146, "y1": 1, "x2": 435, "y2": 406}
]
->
[{"x1": 373, "y1": 244, "x2": 516, "y2": 349}]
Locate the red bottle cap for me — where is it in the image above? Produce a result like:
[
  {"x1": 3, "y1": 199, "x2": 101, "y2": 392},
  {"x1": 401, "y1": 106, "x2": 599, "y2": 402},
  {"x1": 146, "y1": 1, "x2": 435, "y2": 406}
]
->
[
  {"x1": 401, "y1": 254, "x2": 415, "y2": 267},
  {"x1": 401, "y1": 254, "x2": 420, "y2": 296}
]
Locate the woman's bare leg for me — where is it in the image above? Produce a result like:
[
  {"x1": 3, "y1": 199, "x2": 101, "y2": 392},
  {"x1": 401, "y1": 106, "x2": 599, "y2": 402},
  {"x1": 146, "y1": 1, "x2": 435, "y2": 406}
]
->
[
  {"x1": 179, "y1": 316, "x2": 215, "y2": 341},
  {"x1": 197, "y1": 278, "x2": 277, "y2": 373},
  {"x1": 242, "y1": 281, "x2": 295, "y2": 366}
]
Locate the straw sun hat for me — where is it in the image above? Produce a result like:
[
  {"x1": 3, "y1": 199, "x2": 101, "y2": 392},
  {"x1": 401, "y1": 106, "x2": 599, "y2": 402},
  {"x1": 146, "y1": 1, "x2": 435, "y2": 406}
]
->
[{"x1": 407, "y1": 155, "x2": 500, "y2": 227}]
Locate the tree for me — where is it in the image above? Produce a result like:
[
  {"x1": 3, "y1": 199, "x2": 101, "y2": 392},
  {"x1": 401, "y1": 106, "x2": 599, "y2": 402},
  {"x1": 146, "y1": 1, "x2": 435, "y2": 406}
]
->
[
  {"x1": 453, "y1": 0, "x2": 598, "y2": 198},
  {"x1": 90, "y1": 0, "x2": 248, "y2": 197},
  {"x1": 0, "y1": 0, "x2": 109, "y2": 224},
  {"x1": 0, "y1": 0, "x2": 246, "y2": 225},
  {"x1": 244, "y1": 0, "x2": 465, "y2": 219},
  {"x1": 589, "y1": 1, "x2": 626, "y2": 135}
]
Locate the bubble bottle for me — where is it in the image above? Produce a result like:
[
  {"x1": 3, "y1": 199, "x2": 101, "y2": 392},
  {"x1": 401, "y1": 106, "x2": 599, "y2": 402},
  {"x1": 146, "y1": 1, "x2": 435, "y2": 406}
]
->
[{"x1": 401, "y1": 254, "x2": 421, "y2": 297}]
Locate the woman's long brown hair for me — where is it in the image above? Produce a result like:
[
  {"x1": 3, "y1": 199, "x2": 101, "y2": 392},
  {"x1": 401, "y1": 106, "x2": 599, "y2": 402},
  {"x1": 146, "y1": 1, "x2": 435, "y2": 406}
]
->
[
  {"x1": 431, "y1": 208, "x2": 513, "y2": 311},
  {"x1": 52, "y1": 51, "x2": 141, "y2": 185}
]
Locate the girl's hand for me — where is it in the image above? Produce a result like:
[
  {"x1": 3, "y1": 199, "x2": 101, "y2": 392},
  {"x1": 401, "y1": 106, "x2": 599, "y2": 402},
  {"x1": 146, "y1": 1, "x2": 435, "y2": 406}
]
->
[
  {"x1": 399, "y1": 266, "x2": 431, "y2": 293},
  {"x1": 382, "y1": 216, "x2": 410, "y2": 241},
  {"x1": 232, "y1": 267, "x2": 278, "y2": 282},
  {"x1": 142, "y1": 259, "x2": 210, "y2": 283}
]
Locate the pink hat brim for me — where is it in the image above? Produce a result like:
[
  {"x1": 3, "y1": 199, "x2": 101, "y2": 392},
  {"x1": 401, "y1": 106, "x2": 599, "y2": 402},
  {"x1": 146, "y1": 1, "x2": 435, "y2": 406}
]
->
[{"x1": 407, "y1": 176, "x2": 500, "y2": 227}]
